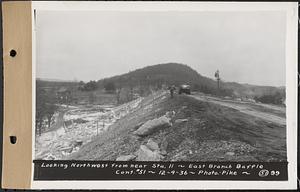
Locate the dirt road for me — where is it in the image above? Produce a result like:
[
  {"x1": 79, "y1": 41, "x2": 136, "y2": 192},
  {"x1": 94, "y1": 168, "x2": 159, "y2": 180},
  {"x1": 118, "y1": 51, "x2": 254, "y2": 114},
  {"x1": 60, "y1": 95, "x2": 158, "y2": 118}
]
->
[{"x1": 189, "y1": 94, "x2": 286, "y2": 126}]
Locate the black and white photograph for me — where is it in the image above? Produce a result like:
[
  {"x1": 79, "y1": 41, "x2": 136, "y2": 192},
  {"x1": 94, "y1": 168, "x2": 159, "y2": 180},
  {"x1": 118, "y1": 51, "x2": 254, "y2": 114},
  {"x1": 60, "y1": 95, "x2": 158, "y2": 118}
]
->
[
  {"x1": 1, "y1": 0, "x2": 298, "y2": 190},
  {"x1": 28, "y1": 2, "x2": 299, "y2": 189},
  {"x1": 34, "y1": 6, "x2": 289, "y2": 163}
]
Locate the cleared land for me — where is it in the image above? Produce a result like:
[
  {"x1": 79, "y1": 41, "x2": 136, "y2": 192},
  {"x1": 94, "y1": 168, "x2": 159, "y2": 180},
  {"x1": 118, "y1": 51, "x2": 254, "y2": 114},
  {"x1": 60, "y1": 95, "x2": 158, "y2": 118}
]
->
[
  {"x1": 190, "y1": 94, "x2": 286, "y2": 125},
  {"x1": 35, "y1": 98, "x2": 143, "y2": 160}
]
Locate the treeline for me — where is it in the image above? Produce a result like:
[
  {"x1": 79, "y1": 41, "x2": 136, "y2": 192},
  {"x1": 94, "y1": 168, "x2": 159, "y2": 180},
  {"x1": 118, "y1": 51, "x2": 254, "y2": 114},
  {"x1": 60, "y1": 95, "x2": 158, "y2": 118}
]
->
[
  {"x1": 36, "y1": 86, "x2": 58, "y2": 136},
  {"x1": 254, "y1": 92, "x2": 285, "y2": 105},
  {"x1": 37, "y1": 63, "x2": 285, "y2": 107},
  {"x1": 78, "y1": 80, "x2": 97, "y2": 91},
  {"x1": 76, "y1": 80, "x2": 140, "y2": 104}
]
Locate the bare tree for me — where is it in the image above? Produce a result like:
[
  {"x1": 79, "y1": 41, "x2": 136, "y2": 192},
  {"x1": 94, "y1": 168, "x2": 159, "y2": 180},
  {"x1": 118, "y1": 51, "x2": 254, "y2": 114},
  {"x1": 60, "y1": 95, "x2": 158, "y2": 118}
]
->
[
  {"x1": 36, "y1": 86, "x2": 58, "y2": 135},
  {"x1": 45, "y1": 103, "x2": 58, "y2": 128},
  {"x1": 116, "y1": 88, "x2": 121, "y2": 104},
  {"x1": 88, "y1": 92, "x2": 96, "y2": 104}
]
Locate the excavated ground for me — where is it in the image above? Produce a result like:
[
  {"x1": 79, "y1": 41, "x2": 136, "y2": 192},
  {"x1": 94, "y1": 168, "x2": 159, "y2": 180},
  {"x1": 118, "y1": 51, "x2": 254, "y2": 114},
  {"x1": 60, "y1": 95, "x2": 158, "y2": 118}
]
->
[{"x1": 68, "y1": 91, "x2": 286, "y2": 162}]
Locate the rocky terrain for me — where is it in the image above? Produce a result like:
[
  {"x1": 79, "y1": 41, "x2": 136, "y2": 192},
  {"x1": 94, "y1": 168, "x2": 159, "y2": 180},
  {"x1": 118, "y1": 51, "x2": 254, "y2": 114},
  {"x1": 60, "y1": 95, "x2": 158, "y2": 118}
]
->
[
  {"x1": 35, "y1": 97, "x2": 144, "y2": 160},
  {"x1": 68, "y1": 90, "x2": 286, "y2": 162}
]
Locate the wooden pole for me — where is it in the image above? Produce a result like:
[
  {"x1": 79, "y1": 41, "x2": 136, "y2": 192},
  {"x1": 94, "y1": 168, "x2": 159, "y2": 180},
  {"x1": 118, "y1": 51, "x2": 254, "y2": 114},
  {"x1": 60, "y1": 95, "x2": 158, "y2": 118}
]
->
[{"x1": 97, "y1": 121, "x2": 99, "y2": 136}]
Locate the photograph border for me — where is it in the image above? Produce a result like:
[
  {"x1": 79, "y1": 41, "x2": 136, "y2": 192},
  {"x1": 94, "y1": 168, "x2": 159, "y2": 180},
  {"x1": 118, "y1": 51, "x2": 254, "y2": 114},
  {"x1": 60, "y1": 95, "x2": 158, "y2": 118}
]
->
[{"x1": 31, "y1": 1, "x2": 298, "y2": 190}]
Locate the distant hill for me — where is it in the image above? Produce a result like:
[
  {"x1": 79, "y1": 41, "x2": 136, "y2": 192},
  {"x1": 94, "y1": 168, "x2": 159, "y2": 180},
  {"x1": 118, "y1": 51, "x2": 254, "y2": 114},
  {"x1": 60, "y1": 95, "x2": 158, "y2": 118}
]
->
[
  {"x1": 36, "y1": 63, "x2": 285, "y2": 98},
  {"x1": 36, "y1": 78, "x2": 75, "y2": 82},
  {"x1": 36, "y1": 78, "x2": 78, "y2": 88},
  {"x1": 99, "y1": 63, "x2": 208, "y2": 85},
  {"x1": 96, "y1": 63, "x2": 284, "y2": 98}
]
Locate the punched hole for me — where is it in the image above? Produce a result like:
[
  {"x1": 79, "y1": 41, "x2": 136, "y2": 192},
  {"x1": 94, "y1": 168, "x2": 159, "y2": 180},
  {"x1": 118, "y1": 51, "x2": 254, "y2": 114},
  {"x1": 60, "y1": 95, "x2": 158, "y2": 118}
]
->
[
  {"x1": 10, "y1": 136, "x2": 17, "y2": 144},
  {"x1": 9, "y1": 49, "x2": 17, "y2": 57}
]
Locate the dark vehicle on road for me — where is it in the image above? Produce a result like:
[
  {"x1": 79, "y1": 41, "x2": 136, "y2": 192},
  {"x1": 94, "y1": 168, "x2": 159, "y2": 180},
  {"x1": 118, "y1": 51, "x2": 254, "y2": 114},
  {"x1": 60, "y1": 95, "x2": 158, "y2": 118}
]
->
[{"x1": 179, "y1": 84, "x2": 191, "y2": 95}]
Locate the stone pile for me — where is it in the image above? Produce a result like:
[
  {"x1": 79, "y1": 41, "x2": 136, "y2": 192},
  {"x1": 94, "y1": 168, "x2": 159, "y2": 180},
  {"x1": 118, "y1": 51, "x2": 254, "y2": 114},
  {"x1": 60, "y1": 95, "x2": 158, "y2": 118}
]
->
[
  {"x1": 133, "y1": 116, "x2": 172, "y2": 136},
  {"x1": 116, "y1": 138, "x2": 167, "y2": 162}
]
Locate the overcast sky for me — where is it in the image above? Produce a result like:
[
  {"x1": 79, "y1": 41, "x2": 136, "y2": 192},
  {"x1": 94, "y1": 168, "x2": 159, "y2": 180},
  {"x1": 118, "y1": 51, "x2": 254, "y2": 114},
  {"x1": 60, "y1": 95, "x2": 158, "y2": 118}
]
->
[{"x1": 36, "y1": 10, "x2": 286, "y2": 86}]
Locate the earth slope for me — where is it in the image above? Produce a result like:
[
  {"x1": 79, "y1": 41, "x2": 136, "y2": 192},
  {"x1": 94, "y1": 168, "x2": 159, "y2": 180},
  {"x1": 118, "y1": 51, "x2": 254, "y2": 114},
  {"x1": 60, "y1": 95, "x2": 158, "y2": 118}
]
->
[{"x1": 68, "y1": 91, "x2": 286, "y2": 162}]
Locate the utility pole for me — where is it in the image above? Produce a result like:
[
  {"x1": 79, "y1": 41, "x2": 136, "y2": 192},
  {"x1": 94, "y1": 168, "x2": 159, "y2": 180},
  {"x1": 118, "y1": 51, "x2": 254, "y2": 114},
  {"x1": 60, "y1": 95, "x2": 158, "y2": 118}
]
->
[{"x1": 215, "y1": 70, "x2": 221, "y2": 90}]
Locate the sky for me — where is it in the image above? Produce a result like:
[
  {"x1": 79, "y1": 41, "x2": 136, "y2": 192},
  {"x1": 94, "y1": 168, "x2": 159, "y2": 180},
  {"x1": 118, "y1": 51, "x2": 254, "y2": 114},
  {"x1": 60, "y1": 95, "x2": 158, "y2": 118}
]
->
[{"x1": 36, "y1": 10, "x2": 286, "y2": 86}]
